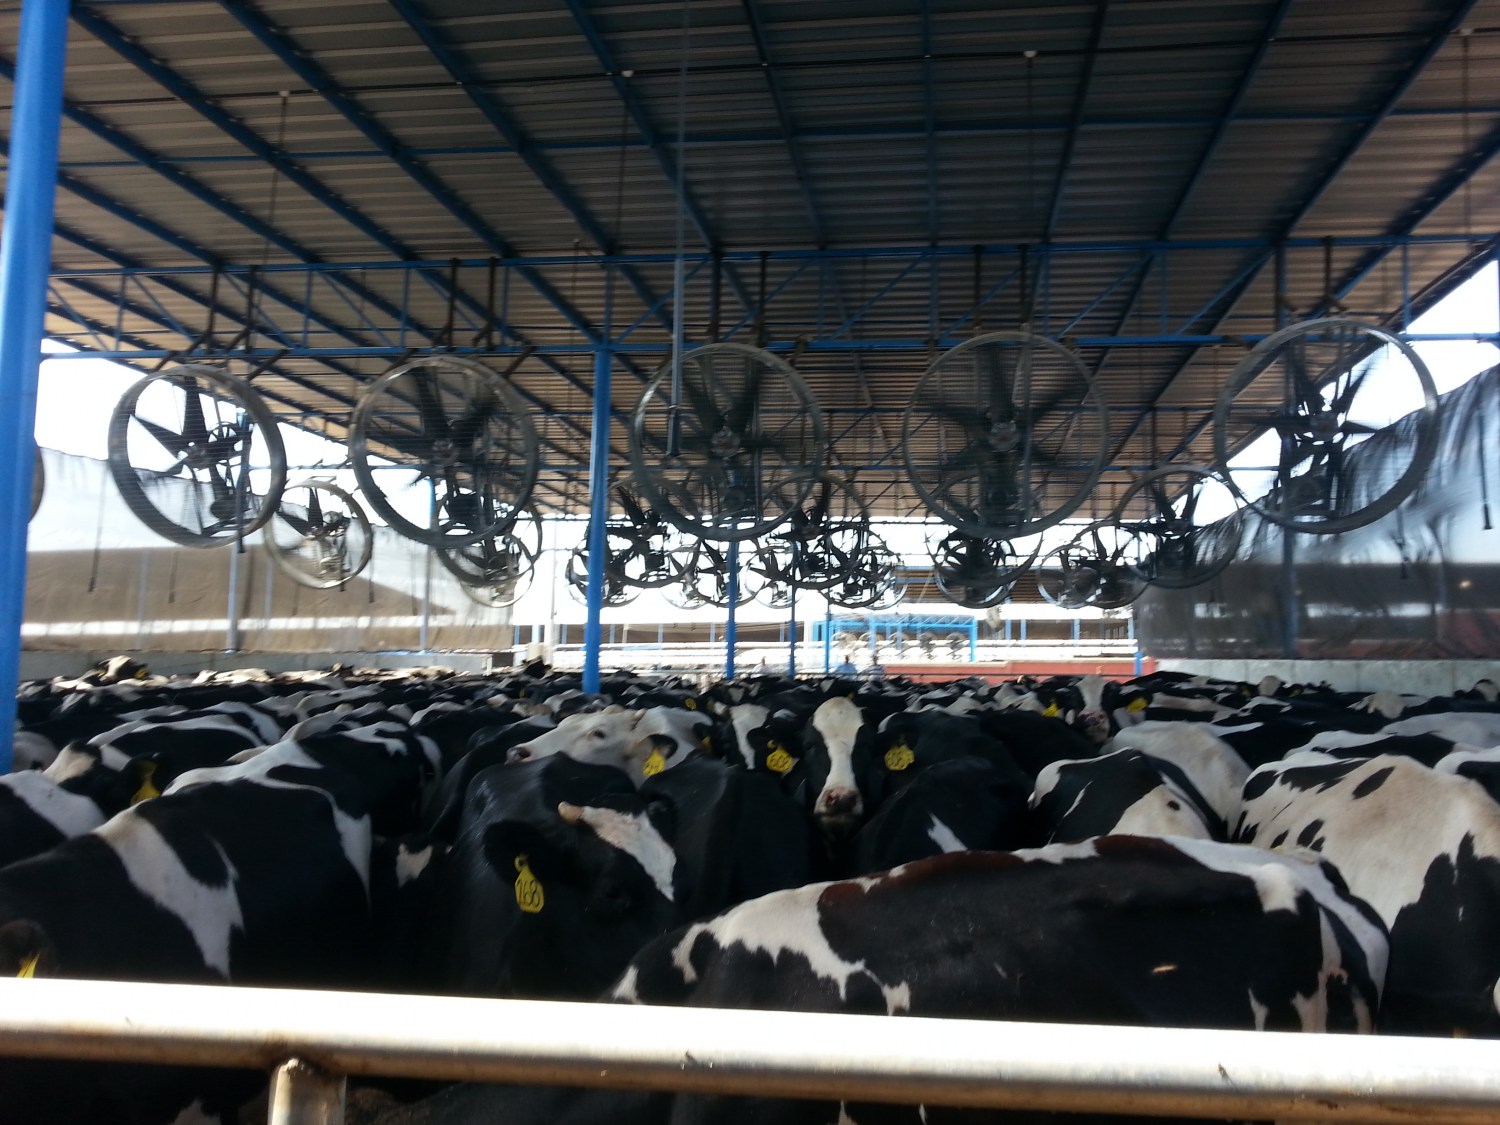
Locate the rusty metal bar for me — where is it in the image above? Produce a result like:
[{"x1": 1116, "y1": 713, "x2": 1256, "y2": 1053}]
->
[{"x1": 0, "y1": 979, "x2": 1498, "y2": 1122}]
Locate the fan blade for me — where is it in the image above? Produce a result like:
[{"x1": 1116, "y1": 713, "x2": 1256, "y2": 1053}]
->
[
  {"x1": 279, "y1": 509, "x2": 315, "y2": 537},
  {"x1": 1147, "y1": 480, "x2": 1175, "y2": 520},
  {"x1": 372, "y1": 431, "x2": 440, "y2": 462},
  {"x1": 678, "y1": 365, "x2": 725, "y2": 433},
  {"x1": 1181, "y1": 480, "x2": 1202, "y2": 522},
  {"x1": 178, "y1": 377, "x2": 210, "y2": 446},
  {"x1": 726, "y1": 362, "x2": 764, "y2": 436},
  {"x1": 306, "y1": 487, "x2": 325, "y2": 529},
  {"x1": 137, "y1": 417, "x2": 190, "y2": 457},
  {"x1": 975, "y1": 345, "x2": 1018, "y2": 424},
  {"x1": 409, "y1": 367, "x2": 450, "y2": 440},
  {"x1": 915, "y1": 395, "x2": 991, "y2": 433},
  {"x1": 616, "y1": 488, "x2": 648, "y2": 527},
  {"x1": 1329, "y1": 365, "x2": 1371, "y2": 417},
  {"x1": 1284, "y1": 341, "x2": 1324, "y2": 414},
  {"x1": 450, "y1": 389, "x2": 499, "y2": 448}
]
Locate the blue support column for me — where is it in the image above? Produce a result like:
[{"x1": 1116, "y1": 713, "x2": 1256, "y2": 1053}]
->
[
  {"x1": 724, "y1": 541, "x2": 738, "y2": 680},
  {"x1": 968, "y1": 620, "x2": 976, "y2": 662},
  {"x1": 787, "y1": 581, "x2": 797, "y2": 677},
  {"x1": 0, "y1": 0, "x2": 69, "y2": 772},
  {"x1": 582, "y1": 348, "x2": 613, "y2": 694},
  {"x1": 824, "y1": 604, "x2": 832, "y2": 673}
]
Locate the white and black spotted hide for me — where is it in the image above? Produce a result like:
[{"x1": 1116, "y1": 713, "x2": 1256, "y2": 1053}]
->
[{"x1": 1235, "y1": 752, "x2": 1500, "y2": 1036}]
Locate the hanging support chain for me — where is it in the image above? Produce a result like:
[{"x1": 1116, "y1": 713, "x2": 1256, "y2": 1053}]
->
[{"x1": 471, "y1": 256, "x2": 501, "y2": 350}]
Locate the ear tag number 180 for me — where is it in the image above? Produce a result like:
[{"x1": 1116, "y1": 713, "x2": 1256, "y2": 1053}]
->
[{"x1": 515, "y1": 854, "x2": 545, "y2": 914}]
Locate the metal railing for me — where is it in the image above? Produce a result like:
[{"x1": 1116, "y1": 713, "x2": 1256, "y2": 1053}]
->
[{"x1": 1, "y1": 978, "x2": 1498, "y2": 1124}]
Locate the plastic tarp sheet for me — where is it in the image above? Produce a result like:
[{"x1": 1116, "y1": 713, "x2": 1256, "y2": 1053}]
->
[
  {"x1": 1136, "y1": 366, "x2": 1500, "y2": 660},
  {"x1": 22, "y1": 450, "x2": 512, "y2": 654}
]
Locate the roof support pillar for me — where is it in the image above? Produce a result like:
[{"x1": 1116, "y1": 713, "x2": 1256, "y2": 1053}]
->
[
  {"x1": 582, "y1": 346, "x2": 614, "y2": 695},
  {"x1": 0, "y1": 0, "x2": 67, "y2": 772}
]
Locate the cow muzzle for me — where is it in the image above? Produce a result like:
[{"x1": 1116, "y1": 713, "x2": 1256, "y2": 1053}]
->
[
  {"x1": 815, "y1": 787, "x2": 863, "y2": 834},
  {"x1": 506, "y1": 746, "x2": 534, "y2": 764}
]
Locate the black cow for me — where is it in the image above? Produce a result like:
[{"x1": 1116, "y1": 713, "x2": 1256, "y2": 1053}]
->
[{"x1": 414, "y1": 755, "x2": 678, "y2": 999}]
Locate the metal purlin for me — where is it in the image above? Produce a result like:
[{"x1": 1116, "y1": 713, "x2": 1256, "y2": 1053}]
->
[{"x1": 0, "y1": 0, "x2": 67, "y2": 771}]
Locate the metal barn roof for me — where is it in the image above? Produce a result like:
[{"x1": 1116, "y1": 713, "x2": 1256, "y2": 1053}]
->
[{"x1": 9, "y1": 0, "x2": 1500, "y2": 519}]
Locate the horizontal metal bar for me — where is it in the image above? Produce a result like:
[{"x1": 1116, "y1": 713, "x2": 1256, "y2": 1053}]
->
[
  {"x1": 33, "y1": 331, "x2": 1500, "y2": 363},
  {"x1": 1, "y1": 979, "x2": 1499, "y2": 1122},
  {"x1": 42, "y1": 233, "x2": 1494, "y2": 279},
  {"x1": 32, "y1": 106, "x2": 1500, "y2": 173}
]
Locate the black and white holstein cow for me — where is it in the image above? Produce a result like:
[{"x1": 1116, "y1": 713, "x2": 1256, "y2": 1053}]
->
[
  {"x1": 1234, "y1": 751, "x2": 1500, "y2": 1037},
  {"x1": 505, "y1": 705, "x2": 712, "y2": 783},
  {"x1": 1032, "y1": 720, "x2": 1252, "y2": 845},
  {"x1": 0, "y1": 774, "x2": 374, "y2": 1124},
  {"x1": 387, "y1": 835, "x2": 1387, "y2": 1125}
]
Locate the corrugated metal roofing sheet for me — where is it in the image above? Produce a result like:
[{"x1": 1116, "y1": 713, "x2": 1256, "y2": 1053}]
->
[{"x1": 7, "y1": 0, "x2": 1499, "y2": 520}]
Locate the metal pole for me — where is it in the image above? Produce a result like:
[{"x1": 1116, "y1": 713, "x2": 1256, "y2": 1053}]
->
[
  {"x1": 268, "y1": 1058, "x2": 345, "y2": 1125},
  {"x1": 419, "y1": 481, "x2": 435, "y2": 653},
  {"x1": 824, "y1": 603, "x2": 832, "y2": 672},
  {"x1": 583, "y1": 348, "x2": 612, "y2": 694},
  {"x1": 3, "y1": 979, "x2": 1500, "y2": 1123},
  {"x1": 0, "y1": 0, "x2": 69, "y2": 771},
  {"x1": 788, "y1": 581, "x2": 797, "y2": 677},
  {"x1": 725, "y1": 540, "x2": 738, "y2": 679}
]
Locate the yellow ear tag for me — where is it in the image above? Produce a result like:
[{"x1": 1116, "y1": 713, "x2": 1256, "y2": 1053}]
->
[
  {"x1": 766, "y1": 748, "x2": 795, "y2": 775},
  {"x1": 684, "y1": 698, "x2": 697, "y2": 710},
  {"x1": 131, "y1": 762, "x2": 160, "y2": 805},
  {"x1": 642, "y1": 749, "x2": 667, "y2": 777},
  {"x1": 1043, "y1": 702, "x2": 1060, "y2": 718},
  {"x1": 16, "y1": 953, "x2": 38, "y2": 979},
  {"x1": 514, "y1": 855, "x2": 544, "y2": 914},
  {"x1": 884, "y1": 741, "x2": 915, "y2": 771},
  {"x1": 699, "y1": 735, "x2": 712, "y2": 750},
  {"x1": 1127, "y1": 697, "x2": 1148, "y2": 713}
]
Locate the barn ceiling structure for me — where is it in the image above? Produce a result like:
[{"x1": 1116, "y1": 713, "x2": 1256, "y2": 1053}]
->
[{"x1": 9, "y1": 0, "x2": 1500, "y2": 522}]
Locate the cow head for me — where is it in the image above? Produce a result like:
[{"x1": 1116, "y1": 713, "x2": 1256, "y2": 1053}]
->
[
  {"x1": 804, "y1": 696, "x2": 872, "y2": 835},
  {"x1": 505, "y1": 706, "x2": 701, "y2": 783},
  {"x1": 428, "y1": 757, "x2": 681, "y2": 999}
]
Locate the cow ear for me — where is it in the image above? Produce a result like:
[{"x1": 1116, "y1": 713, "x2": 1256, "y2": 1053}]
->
[
  {"x1": 484, "y1": 821, "x2": 571, "y2": 881},
  {"x1": 0, "y1": 920, "x2": 56, "y2": 978},
  {"x1": 643, "y1": 795, "x2": 678, "y2": 844}
]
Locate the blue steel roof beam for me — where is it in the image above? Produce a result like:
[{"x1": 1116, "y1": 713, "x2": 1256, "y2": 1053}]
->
[
  {"x1": 50, "y1": 173, "x2": 372, "y2": 381},
  {"x1": 920, "y1": 0, "x2": 938, "y2": 246},
  {"x1": 7, "y1": 57, "x2": 424, "y2": 352},
  {"x1": 383, "y1": 0, "x2": 674, "y2": 335},
  {"x1": 1328, "y1": 120, "x2": 1500, "y2": 307},
  {"x1": 1042, "y1": 0, "x2": 1110, "y2": 243},
  {"x1": 1107, "y1": 0, "x2": 1471, "y2": 464},
  {"x1": 11, "y1": 66, "x2": 325, "y2": 266},
  {"x1": 46, "y1": 221, "x2": 606, "y2": 471},
  {"x1": 46, "y1": 280, "x2": 118, "y2": 353},
  {"x1": 71, "y1": 5, "x2": 414, "y2": 260},
  {"x1": 52, "y1": 272, "x2": 360, "y2": 416},
  {"x1": 72, "y1": 6, "x2": 649, "y2": 405},
  {"x1": 1086, "y1": 0, "x2": 1294, "y2": 392},
  {"x1": 942, "y1": 262, "x2": 1024, "y2": 338},
  {"x1": 560, "y1": 0, "x2": 755, "y2": 319},
  {"x1": 829, "y1": 257, "x2": 927, "y2": 340},
  {"x1": 46, "y1": 103, "x2": 1500, "y2": 172},
  {"x1": 217, "y1": 0, "x2": 607, "y2": 349},
  {"x1": 740, "y1": 0, "x2": 827, "y2": 247},
  {"x1": 1056, "y1": 255, "x2": 1151, "y2": 337}
]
